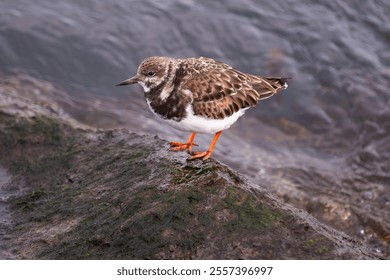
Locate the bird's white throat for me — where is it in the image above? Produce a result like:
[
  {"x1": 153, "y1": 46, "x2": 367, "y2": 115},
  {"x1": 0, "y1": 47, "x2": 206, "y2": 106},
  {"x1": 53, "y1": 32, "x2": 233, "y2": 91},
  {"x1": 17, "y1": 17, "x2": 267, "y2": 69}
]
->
[{"x1": 138, "y1": 81, "x2": 150, "y2": 93}]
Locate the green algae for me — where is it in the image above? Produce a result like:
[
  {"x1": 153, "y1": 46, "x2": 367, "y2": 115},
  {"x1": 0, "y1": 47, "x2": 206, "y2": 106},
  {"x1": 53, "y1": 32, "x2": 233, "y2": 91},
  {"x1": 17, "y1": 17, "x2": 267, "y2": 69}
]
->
[{"x1": 0, "y1": 114, "x2": 373, "y2": 259}]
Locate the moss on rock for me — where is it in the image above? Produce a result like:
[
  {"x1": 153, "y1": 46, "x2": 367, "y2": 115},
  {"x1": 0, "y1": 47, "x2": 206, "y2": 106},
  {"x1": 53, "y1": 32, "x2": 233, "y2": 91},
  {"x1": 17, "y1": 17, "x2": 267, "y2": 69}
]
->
[{"x1": 0, "y1": 77, "x2": 382, "y2": 259}]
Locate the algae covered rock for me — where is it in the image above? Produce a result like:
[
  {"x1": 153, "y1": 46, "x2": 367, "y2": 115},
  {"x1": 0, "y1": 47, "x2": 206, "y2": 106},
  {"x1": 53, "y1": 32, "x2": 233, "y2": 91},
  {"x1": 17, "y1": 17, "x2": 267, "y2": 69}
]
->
[{"x1": 0, "y1": 74, "x2": 381, "y2": 259}]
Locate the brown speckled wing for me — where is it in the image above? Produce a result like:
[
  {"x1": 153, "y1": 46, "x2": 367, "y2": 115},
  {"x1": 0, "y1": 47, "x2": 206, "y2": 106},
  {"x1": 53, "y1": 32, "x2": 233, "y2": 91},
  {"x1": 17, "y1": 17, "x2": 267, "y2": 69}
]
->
[{"x1": 181, "y1": 58, "x2": 288, "y2": 120}]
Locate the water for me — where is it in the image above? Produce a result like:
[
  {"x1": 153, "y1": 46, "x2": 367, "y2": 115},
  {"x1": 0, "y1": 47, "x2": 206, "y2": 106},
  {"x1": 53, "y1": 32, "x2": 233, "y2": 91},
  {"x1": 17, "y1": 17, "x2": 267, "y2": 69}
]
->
[{"x1": 0, "y1": 0, "x2": 389, "y2": 257}]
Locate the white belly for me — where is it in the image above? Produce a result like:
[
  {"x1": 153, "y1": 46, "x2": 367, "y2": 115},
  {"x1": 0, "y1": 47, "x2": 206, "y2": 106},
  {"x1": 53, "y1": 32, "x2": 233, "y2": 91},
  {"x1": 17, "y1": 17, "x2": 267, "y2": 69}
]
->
[{"x1": 164, "y1": 104, "x2": 248, "y2": 134}]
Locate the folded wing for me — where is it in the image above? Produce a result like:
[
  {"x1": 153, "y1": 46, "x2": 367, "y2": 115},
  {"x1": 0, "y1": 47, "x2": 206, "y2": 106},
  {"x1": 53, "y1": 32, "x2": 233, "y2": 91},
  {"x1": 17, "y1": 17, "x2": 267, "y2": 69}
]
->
[{"x1": 180, "y1": 58, "x2": 288, "y2": 119}]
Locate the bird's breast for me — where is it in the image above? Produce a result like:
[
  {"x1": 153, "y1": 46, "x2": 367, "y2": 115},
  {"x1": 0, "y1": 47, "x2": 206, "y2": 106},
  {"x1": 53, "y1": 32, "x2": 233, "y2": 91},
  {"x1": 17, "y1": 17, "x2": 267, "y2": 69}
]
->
[{"x1": 145, "y1": 90, "x2": 191, "y2": 121}]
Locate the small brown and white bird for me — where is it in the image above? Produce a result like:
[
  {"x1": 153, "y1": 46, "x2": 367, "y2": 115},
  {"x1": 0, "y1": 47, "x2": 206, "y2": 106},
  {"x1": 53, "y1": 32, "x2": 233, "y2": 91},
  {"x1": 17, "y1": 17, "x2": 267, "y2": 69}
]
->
[{"x1": 117, "y1": 56, "x2": 288, "y2": 160}]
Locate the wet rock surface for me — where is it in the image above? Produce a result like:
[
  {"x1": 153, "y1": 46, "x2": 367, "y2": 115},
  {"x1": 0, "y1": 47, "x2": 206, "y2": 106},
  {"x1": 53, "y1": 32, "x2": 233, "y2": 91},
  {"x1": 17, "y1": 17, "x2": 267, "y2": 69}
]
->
[{"x1": 0, "y1": 74, "x2": 382, "y2": 259}]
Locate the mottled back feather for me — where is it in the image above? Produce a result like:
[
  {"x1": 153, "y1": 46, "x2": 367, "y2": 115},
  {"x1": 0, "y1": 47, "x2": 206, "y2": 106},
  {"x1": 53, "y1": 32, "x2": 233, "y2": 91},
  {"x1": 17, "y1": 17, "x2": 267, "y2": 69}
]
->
[{"x1": 178, "y1": 57, "x2": 288, "y2": 119}]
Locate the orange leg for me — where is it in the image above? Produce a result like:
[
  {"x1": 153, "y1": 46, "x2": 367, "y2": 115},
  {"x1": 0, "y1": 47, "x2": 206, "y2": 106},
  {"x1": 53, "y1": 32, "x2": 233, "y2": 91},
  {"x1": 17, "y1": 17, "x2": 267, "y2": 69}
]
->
[
  {"x1": 169, "y1": 132, "x2": 198, "y2": 152},
  {"x1": 189, "y1": 131, "x2": 222, "y2": 160}
]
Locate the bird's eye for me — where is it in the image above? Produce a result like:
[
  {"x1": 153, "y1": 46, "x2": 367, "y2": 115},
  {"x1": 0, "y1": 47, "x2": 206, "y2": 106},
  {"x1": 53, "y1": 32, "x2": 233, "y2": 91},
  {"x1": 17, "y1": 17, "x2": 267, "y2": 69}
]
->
[{"x1": 147, "y1": 71, "x2": 155, "y2": 77}]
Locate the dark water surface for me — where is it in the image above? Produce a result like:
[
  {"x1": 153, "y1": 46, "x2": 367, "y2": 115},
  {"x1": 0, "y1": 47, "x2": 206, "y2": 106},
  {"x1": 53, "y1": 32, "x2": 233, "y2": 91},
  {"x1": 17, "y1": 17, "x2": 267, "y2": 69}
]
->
[{"x1": 1, "y1": 0, "x2": 389, "y2": 257}]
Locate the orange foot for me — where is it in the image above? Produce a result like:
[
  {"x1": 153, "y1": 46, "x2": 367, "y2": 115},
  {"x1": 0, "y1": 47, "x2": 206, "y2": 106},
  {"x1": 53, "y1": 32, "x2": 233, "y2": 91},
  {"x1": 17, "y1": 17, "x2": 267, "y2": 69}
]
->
[
  {"x1": 169, "y1": 141, "x2": 198, "y2": 152},
  {"x1": 187, "y1": 131, "x2": 222, "y2": 161},
  {"x1": 169, "y1": 132, "x2": 197, "y2": 152},
  {"x1": 188, "y1": 150, "x2": 213, "y2": 160}
]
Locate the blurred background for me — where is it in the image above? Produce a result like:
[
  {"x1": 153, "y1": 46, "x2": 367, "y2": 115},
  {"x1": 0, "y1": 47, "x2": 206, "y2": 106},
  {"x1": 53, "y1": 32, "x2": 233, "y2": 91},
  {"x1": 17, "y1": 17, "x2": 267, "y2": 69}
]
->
[{"x1": 0, "y1": 0, "x2": 389, "y2": 256}]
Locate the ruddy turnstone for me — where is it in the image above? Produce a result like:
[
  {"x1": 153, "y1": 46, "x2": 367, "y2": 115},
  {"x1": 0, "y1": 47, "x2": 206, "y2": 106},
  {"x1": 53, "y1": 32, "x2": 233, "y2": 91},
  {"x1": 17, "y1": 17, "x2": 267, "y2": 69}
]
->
[{"x1": 117, "y1": 56, "x2": 288, "y2": 160}]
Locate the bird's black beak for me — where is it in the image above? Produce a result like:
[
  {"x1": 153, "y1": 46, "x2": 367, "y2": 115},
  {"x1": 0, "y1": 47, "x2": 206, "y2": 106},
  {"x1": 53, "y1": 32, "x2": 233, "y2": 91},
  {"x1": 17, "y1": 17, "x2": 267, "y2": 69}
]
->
[{"x1": 115, "y1": 75, "x2": 140, "y2": 86}]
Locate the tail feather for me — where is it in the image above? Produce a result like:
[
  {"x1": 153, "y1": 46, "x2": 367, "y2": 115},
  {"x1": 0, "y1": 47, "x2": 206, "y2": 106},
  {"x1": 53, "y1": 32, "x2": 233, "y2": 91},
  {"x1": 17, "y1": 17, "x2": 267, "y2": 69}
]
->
[
  {"x1": 264, "y1": 77, "x2": 290, "y2": 91},
  {"x1": 250, "y1": 76, "x2": 290, "y2": 101}
]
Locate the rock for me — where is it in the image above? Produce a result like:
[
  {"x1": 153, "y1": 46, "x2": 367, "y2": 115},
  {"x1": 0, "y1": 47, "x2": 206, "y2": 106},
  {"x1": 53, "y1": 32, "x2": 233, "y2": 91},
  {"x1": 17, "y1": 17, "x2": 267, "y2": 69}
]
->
[{"x1": 0, "y1": 74, "x2": 382, "y2": 259}]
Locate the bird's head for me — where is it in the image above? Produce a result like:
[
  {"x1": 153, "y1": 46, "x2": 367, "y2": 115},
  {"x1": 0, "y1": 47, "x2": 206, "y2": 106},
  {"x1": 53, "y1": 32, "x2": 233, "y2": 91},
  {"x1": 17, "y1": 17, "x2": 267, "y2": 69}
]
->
[{"x1": 116, "y1": 57, "x2": 175, "y2": 92}]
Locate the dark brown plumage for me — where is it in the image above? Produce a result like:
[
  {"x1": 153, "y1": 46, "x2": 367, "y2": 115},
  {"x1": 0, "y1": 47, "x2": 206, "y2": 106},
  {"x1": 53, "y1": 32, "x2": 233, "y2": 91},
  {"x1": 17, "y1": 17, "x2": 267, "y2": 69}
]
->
[{"x1": 180, "y1": 57, "x2": 287, "y2": 119}]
